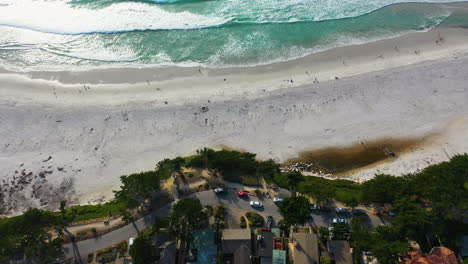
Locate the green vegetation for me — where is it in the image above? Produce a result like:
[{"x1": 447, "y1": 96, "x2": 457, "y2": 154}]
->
[
  {"x1": 245, "y1": 212, "x2": 265, "y2": 227},
  {"x1": 277, "y1": 195, "x2": 311, "y2": 226},
  {"x1": 298, "y1": 176, "x2": 361, "y2": 205},
  {"x1": 0, "y1": 208, "x2": 65, "y2": 263},
  {"x1": 169, "y1": 199, "x2": 209, "y2": 243},
  {"x1": 61, "y1": 201, "x2": 128, "y2": 222},
  {"x1": 129, "y1": 235, "x2": 158, "y2": 264},
  {"x1": 347, "y1": 155, "x2": 468, "y2": 261},
  {"x1": 240, "y1": 216, "x2": 247, "y2": 229},
  {"x1": 114, "y1": 170, "x2": 164, "y2": 207},
  {"x1": 285, "y1": 171, "x2": 304, "y2": 195},
  {"x1": 95, "y1": 240, "x2": 127, "y2": 264},
  {"x1": 185, "y1": 148, "x2": 269, "y2": 184}
]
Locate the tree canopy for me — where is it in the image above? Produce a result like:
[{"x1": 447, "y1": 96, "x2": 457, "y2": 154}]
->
[
  {"x1": 277, "y1": 195, "x2": 311, "y2": 225},
  {"x1": 0, "y1": 208, "x2": 65, "y2": 263},
  {"x1": 129, "y1": 235, "x2": 158, "y2": 264},
  {"x1": 169, "y1": 199, "x2": 208, "y2": 242}
]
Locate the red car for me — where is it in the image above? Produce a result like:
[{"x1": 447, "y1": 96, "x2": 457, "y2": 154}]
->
[{"x1": 237, "y1": 191, "x2": 248, "y2": 197}]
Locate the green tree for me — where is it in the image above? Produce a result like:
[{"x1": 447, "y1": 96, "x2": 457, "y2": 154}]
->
[
  {"x1": 318, "y1": 226, "x2": 330, "y2": 245},
  {"x1": 120, "y1": 209, "x2": 135, "y2": 225},
  {"x1": 331, "y1": 222, "x2": 350, "y2": 240},
  {"x1": 370, "y1": 225, "x2": 409, "y2": 264},
  {"x1": 169, "y1": 199, "x2": 208, "y2": 243},
  {"x1": 343, "y1": 196, "x2": 359, "y2": 211},
  {"x1": 285, "y1": 171, "x2": 304, "y2": 195},
  {"x1": 129, "y1": 235, "x2": 158, "y2": 264},
  {"x1": 350, "y1": 217, "x2": 372, "y2": 263},
  {"x1": 157, "y1": 157, "x2": 186, "y2": 177},
  {"x1": 391, "y1": 198, "x2": 432, "y2": 251},
  {"x1": 361, "y1": 174, "x2": 406, "y2": 205},
  {"x1": 0, "y1": 209, "x2": 65, "y2": 263},
  {"x1": 278, "y1": 195, "x2": 311, "y2": 225},
  {"x1": 114, "y1": 171, "x2": 161, "y2": 207},
  {"x1": 298, "y1": 181, "x2": 334, "y2": 205}
]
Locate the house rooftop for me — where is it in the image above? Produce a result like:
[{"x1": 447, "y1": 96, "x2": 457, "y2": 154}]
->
[
  {"x1": 255, "y1": 231, "x2": 274, "y2": 258},
  {"x1": 290, "y1": 232, "x2": 319, "y2": 264},
  {"x1": 327, "y1": 240, "x2": 353, "y2": 264},
  {"x1": 406, "y1": 247, "x2": 458, "y2": 264},
  {"x1": 222, "y1": 229, "x2": 252, "y2": 260},
  {"x1": 223, "y1": 229, "x2": 251, "y2": 241}
]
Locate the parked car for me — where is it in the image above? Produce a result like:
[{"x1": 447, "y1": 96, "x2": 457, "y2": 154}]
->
[
  {"x1": 335, "y1": 207, "x2": 349, "y2": 214},
  {"x1": 310, "y1": 204, "x2": 319, "y2": 210},
  {"x1": 237, "y1": 191, "x2": 249, "y2": 197},
  {"x1": 214, "y1": 188, "x2": 224, "y2": 194},
  {"x1": 129, "y1": 237, "x2": 135, "y2": 247},
  {"x1": 332, "y1": 218, "x2": 347, "y2": 224},
  {"x1": 250, "y1": 201, "x2": 263, "y2": 208},
  {"x1": 273, "y1": 197, "x2": 284, "y2": 203}
]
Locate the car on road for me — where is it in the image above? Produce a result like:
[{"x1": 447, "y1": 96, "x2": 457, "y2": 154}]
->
[
  {"x1": 214, "y1": 188, "x2": 224, "y2": 194},
  {"x1": 250, "y1": 201, "x2": 263, "y2": 208},
  {"x1": 332, "y1": 218, "x2": 347, "y2": 224},
  {"x1": 273, "y1": 197, "x2": 284, "y2": 203},
  {"x1": 237, "y1": 191, "x2": 249, "y2": 197},
  {"x1": 129, "y1": 237, "x2": 135, "y2": 247}
]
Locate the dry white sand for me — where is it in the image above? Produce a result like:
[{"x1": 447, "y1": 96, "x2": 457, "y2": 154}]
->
[{"x1": 1, "y1": 26, "x2": 468, "y2": 215}]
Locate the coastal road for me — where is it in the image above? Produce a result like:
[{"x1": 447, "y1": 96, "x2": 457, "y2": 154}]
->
[
  {"x1": 64, "y1": 189, "x2": 385, "y2": 262},
  {"x1": 63, "y1": 202, "x2": 173, "y2": 262}
]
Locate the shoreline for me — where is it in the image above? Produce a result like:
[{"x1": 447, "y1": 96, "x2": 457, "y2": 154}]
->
[
  {"x1": 1, "y1": 26, "x2": 468, "y2": 106},
  {"x1": 1, "y1": 24, "x2": 468, "y2": 215}
]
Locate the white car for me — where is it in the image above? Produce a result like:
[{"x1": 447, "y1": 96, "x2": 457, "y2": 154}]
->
[
  {"x1": 214, "y1": 188, "x2": 224, "y2": 193},
  {"x1": 273, "y1": 197, "x2": 284, "y2": 203},
  {"x1": 250, "y1": 201, "x2": 263, "y2": 208},
  {"x1": 129, "y1": 237, "x2": 135, "y2": 247},
  {"x1": 332, "y1": 218, "x2": 347, "y2": 224}
]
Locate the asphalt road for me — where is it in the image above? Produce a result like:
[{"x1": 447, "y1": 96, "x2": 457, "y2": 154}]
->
[{"x1": 64, "y1": 189, "x2": 385, "y2": 262}]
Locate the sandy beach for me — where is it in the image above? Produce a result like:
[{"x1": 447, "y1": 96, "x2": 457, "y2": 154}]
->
[{"x1": 1, "y1": 25, "x2": 468, "y2": 215}]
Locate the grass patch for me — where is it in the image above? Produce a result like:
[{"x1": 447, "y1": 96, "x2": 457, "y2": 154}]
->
[
  {"x1": 63, "y1": 201, "x2": 129, "y2": 222},
  {"x1": 298, "y1": 176, "x2": 362, "y2": 205}
]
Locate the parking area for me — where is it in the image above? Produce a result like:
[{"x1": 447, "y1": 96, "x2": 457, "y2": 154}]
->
[{"x1": 191, "y1": 188, "x2": 386, "y2": 229}]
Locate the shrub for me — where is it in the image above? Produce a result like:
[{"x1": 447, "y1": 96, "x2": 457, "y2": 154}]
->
[
  {"x1": 240, "y1": 217, "x2": 247, "y2": 229},
  {"x1": 245, "y1": 212, "x2": 264, "y2": 227}
]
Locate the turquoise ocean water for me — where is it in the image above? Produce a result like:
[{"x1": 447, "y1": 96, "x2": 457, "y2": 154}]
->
[{"x1": 0, "y1": 0, "x2": 467, "y2": 71}]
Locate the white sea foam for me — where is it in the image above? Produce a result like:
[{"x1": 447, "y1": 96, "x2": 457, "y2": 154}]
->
[
  {"x1": 0, "y1": 0, "x2": 464, "y2": 35},
  {"x1": 0, "y1": 0, "x2": 229, "y2": 34}
]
